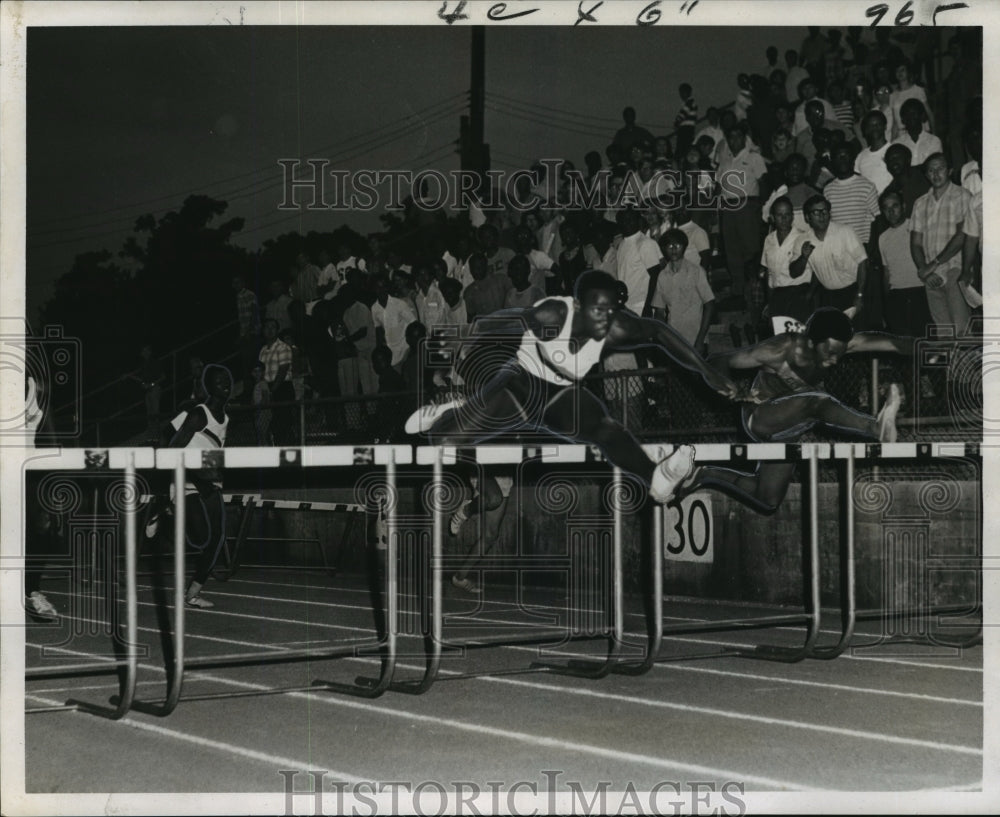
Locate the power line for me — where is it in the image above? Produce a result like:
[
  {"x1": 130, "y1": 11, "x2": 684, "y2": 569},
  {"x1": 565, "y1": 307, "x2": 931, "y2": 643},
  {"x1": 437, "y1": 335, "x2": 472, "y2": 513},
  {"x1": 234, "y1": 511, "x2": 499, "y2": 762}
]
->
[
  {"x1": 30, "y1": 92, "x2": 469, "y2": 233},
  {"x1": 484, "y1": 102, "x2": 610, "y2": 141},
  {"x1": 486, "y1": 90, "x2": 624, "y2": 125}
]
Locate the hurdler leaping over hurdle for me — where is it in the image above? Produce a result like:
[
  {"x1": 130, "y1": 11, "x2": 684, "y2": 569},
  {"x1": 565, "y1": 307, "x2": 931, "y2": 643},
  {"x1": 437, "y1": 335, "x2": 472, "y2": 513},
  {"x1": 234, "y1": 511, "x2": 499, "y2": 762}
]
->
[
  {"x1": 677, "y1": 307, "x2": 910, "y2": 514},
  {"x1": 406, "y1": 269, "x2": 753, "y2": 506}
]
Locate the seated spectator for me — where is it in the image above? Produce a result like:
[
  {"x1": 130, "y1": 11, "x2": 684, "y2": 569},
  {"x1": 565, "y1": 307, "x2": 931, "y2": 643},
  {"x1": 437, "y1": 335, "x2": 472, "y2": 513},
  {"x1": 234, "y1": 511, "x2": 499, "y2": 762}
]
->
[
  {"x1": 910, "y1": 153, "x2": 973, "y2": 336},
  {"x1": 854, "y1": 111, "x2": 893, "y2": 193},
  {"x1": 877, "y1": 189, "x2": 933, "y2": 338},
  {"x1": 892, "y1": 99, "x2": 943, "y2": 167},
  {"x1": 651, "y1": 229, "x2": 715, "y2": 356},
  {"x1": 504, "y1": 255, "x2": 546, "y2": 309}
]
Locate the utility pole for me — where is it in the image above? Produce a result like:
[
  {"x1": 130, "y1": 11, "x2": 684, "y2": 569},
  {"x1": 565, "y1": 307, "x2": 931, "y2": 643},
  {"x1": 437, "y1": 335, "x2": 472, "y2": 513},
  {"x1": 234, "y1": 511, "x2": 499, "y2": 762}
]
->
[{"x1": 460, "y1": 26, "x2": 490, "y2": 198}]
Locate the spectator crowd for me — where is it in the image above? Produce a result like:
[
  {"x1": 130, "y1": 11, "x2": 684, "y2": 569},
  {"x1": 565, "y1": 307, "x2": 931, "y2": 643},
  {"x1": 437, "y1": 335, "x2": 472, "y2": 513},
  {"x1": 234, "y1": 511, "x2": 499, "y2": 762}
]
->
[{"x1": 220, "y1": 27, "x2": 982, "y2": 443}]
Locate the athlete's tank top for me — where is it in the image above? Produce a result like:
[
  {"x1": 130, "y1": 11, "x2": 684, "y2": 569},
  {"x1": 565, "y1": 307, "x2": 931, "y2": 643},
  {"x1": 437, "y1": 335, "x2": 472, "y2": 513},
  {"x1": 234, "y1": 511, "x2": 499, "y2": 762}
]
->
[
  {"x1": 170, "y1": 403, "x2": 228, "y2": 494},
  {"x1": 514, "y1": 296, "x2": 607, "y2": 386}
]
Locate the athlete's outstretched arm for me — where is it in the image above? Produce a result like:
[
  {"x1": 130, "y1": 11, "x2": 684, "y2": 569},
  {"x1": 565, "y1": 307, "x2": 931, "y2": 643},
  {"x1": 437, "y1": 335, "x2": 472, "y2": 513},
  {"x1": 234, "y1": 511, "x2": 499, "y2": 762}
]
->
[
  {"x1": 608, "y1": 312, "x2": 746, "y2": 400},
  {"x1": 709, "y1": 334, "x2": 793, "y2": 372},
  {"x1": 846, "y1": 332, "x2": 915, "y2": 356}
]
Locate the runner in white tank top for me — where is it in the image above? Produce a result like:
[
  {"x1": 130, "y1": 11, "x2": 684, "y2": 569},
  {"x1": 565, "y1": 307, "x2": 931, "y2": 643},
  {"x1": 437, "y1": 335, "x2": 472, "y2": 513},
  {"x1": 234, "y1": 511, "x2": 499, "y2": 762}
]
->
[{"x1": 407, "y1": 270, "x2": 749, "y2": 506}]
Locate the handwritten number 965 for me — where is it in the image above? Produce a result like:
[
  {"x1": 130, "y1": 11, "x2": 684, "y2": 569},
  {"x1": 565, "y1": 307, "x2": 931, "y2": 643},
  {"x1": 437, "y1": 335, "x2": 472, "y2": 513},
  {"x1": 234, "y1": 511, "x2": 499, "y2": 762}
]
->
[{"x1": 865, "y1": 1, "x2": 968, "y2": 26}]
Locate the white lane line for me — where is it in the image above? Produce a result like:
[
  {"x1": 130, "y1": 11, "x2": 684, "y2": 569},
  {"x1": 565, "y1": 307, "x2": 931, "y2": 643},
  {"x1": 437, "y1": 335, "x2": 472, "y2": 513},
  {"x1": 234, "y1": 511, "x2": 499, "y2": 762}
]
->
[
  {"x1": 468, "y1": 675, "x2": 982, "y2": 757},
  {"x1": 24, "y1": 691, "x2": 370, "y2": 784},
  {"x1": 23, "y1": 642, "x2": 815, "y2": 789},
  {"x1": 649, "y1": 663, "x2": 981, "y2": 706}
]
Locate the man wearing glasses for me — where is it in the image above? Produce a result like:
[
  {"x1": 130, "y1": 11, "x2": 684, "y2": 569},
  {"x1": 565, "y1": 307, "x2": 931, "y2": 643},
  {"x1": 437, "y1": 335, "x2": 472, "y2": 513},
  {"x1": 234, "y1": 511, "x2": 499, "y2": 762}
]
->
[{"x1": 790, "y1": 194, "x2": 868, "y2": 320}]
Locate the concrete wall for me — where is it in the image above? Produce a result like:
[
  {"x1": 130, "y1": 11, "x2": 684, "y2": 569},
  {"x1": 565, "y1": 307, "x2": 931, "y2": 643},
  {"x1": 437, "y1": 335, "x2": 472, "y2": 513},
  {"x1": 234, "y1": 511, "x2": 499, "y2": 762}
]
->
[{"x1": 255, "y1": 473, "x2": 980, "y2": 610}]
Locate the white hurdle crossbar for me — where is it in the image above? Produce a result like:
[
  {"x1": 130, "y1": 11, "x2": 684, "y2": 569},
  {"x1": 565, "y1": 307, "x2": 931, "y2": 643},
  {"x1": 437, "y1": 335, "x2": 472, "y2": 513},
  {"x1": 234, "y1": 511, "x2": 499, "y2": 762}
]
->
[{"x1": 24, "y1": 445, "x2": 410, "y2": 718}]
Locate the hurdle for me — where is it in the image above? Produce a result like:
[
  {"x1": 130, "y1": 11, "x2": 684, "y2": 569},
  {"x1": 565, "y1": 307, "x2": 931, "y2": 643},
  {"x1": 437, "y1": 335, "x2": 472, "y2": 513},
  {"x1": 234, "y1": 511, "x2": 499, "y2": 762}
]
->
[
  {"x1": 24, "y1": 445, "x2": 409, "y2": 718},
  {"x1": 623, "y1": 441, "x2": 983, "y2": 671},
  {"x1": 809, "y1": 441, "x2": 983, "y2": 659},
  {"x1": 376, "y1": 444, "x2": 634, "y2": 695}
]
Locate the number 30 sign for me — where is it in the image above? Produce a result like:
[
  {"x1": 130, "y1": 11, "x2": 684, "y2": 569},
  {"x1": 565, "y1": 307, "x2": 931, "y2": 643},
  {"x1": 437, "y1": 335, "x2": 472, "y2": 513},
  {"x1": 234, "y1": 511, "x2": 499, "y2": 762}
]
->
[{"x1": 663, "y1": 492, "x2": 713, "y2": 563}]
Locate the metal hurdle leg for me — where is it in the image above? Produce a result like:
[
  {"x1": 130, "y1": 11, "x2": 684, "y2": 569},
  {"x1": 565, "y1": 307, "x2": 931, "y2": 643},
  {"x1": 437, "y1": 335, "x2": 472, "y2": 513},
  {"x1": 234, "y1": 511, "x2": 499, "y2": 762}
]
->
[
  {"x1": 530, "y1": 466, "x2": 627, "y2": 679},
  {"x1": 388, "y1": 447, "x2": 444, "y2": 694},
  {"x1": 130, "y1": 455, "x2": 187, "y2": 715},
  {"x1": 211, "y1": 494, "x2": 255, "y2": 582},
  {"x1": 625, "y1": 444, "x2": 824, "y2": 666},
  {"x1": 818, "y1": 444, "x2": 982, "y2": 656},
  {"x1": 63, "y1": 453, "x2": 141, "y2": 719}
]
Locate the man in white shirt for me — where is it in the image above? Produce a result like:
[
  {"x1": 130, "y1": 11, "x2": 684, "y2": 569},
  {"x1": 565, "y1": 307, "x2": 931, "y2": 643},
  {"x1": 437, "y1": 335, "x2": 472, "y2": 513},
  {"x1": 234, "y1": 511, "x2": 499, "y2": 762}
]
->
[
  {"x1": 791, "y1": 195, "x2": 868, "y2": 314},
  {"x1": 892, "y1": 98, "x2": 943, "y2": 167},
  {"x1": 615, "y1": 207, "x2": 662, "y2": 316},
  {"x1": 717, "y1": 126, "x2": 768, "y2": 309},
  {"x1": 854, "y1": 111, "x2": 893, "y2": 193},
  {"x1": 382, "y1": 273, "x2": 419, "y2": 369}
]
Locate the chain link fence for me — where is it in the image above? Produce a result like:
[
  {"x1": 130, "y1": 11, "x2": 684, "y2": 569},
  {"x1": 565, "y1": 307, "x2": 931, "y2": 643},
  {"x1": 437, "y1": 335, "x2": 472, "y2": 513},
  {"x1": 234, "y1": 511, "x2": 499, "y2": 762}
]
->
[{"x1": 84, "y1": 345, "x2": 981, "y2": 449}]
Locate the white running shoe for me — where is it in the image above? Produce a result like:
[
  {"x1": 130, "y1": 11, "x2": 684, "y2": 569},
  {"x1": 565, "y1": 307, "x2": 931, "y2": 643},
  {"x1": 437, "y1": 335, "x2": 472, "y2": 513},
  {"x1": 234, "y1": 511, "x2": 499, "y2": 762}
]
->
[
  {"x1": 877, "y1": 383, "x2": 902, "y2": 443},
  {"x1": 185, "y1": 593, "x2": 215, "y2": 609},
  {"x1": 649, "y1": 445, "x2": 696, "y2": 504},
  {"x1": 26, "y1": 591, "x2": 58, "y2": 621},
  {"x1": 450, "y1": 500, "x2": 471, "y2": 535},
  {"x1": 404, "y1": 399, "x2": 465, "y2": 435},
  {"x1": 144, "y1": 507, "x2": 160, "y2": 539}
]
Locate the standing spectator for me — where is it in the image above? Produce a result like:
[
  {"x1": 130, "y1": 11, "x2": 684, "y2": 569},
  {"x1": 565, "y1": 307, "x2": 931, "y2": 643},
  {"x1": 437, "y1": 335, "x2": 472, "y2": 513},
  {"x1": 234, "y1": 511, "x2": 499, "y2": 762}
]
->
[
  {"x1": 264, "y1": 277, "x2": 293, "y2": 335},
  {"x1": 943, "y1": 34, "x2": 983, "y2": 171},
  {"x1": 799, "y1": 26, "x2": 829, "y2": 77},
  {"x1": 670, "y1": 202, "x2": 711, "y2": 270},
  {"x1": 890, "y1": 60, "x2": 934, "y2": 137},
  {"x1": 232, "y1": 273, "x2": 260, "y2": 398},
  {"x1": 910, "y1": 153, "x2": 973, "y2": 336},
  {"x1": 695, "y1": 106, "x2": 725, "y2": 155},
  {"x1": 674, "y1": 83, "x2": 698, "y2": 160},
  {"x1": 761, "y1": 45, "x2": 780, "y2": 81},
  {"x1": 781, "y1": 152, "x2": 820, "y2": 231},
  {"x1": 892, "y1": 100, "x2": 942, "y2": 168},
  {"x1": 871, "y1": 82, "x2": 897, "y2": 142},
  {"x1": 877, "y1": 189, "x2": 932, "y2": 338},
  {"x1": 615, "y1": 208, "x2": 662, "y2": 317},
  {"x1": 784, "y1": 50, "x2": 810, "y2": 108},
  {"x1": 504, "y1": 256, "x2": 545, "y2": 309},
  {"x1": 316, "y1": 248, "x2": 339, "y2": 301},
  {"x1": 717, "y1": 126, "x2": 768, "y2": 309},
  {"x1": 258, "y1": 319, "x2": 296, "y2": 445},
  {"x1": 792, "y1": 79, "x2": 838, "y2": 138},
  {"x1": 583, "y1": 221, "x2": 618, "y2": 275},
  {"x1": 613, "y1": 106, "x2": 655, "y2": 156},
  {"x1": 795, "y1": 100, "x2": 847, "y2": 165},
  {"x1": 371, "y1": 346, "x2": 409, "y2": 442},
  {"x1": 824, "y1": 144, "x2": 879, "y2": 247},
  {"x1": 131, "y1": 344, "x2": 165, "y2": 430},
  {"x1": 733, "y1": 73, "x2": 754, "y2": 121},
  {"x1": 512, "y1": 224, "x2": 556, "y2": 293},
  {"x1": 382, "y1": 272, "x2": 420, "y2": 369},
  {"x1": 414, "y1": 264, "x2": 448, "y2": 334},
  {"x1": 336, "y1": 241, "x2": 367, "y2": 280},
  {"x1": 288, "y1": 253, "x2": 320, "y2": 352},
  {"x1": 462, "y1": 252, "x2": 507, "y2": 321},
  {"x1": 883, "y1": 143, "x2": 931, "y2": 216},
  {"x1": 651, "y1": 229, "x2": 715, "y2": 355},
  {"x1": 761, "y1": 196, "x2": 812, "y2": 331},
  {"x1": 557, "y1": 220, "x2": 588, "y2": 296},
  {"x1": 478, "y1": 223, "x2": 515, "y2": 279},
  {"x1": 251, "y1": 362, "x2": 272, "y2": 446},
  {"x1": 791, "y1": 195, "x2": 867, "y2": 314},
  {"x1": 438, "y1": 277, "x2": 469, "y2": 332},
  {"x1": 827, "y1": 81, "x2": 854, "y2": 133},
  {"x1": 854, "y1": 111, "x2": 893, "y2": 193}
]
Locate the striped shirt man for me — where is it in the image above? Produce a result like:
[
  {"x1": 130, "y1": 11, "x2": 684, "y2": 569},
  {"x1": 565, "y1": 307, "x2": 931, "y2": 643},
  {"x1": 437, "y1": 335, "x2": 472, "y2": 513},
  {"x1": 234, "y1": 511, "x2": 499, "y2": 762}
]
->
[{"x1": 823, "y1": 174, "x2": 879, "y2": 244}]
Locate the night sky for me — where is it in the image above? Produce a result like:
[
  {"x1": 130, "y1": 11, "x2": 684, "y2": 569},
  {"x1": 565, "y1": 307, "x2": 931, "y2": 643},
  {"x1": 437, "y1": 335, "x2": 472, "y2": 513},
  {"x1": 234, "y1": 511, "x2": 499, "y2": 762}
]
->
[{"x1": 26, "y1": 22, "x2": 834, "y2": 320}]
